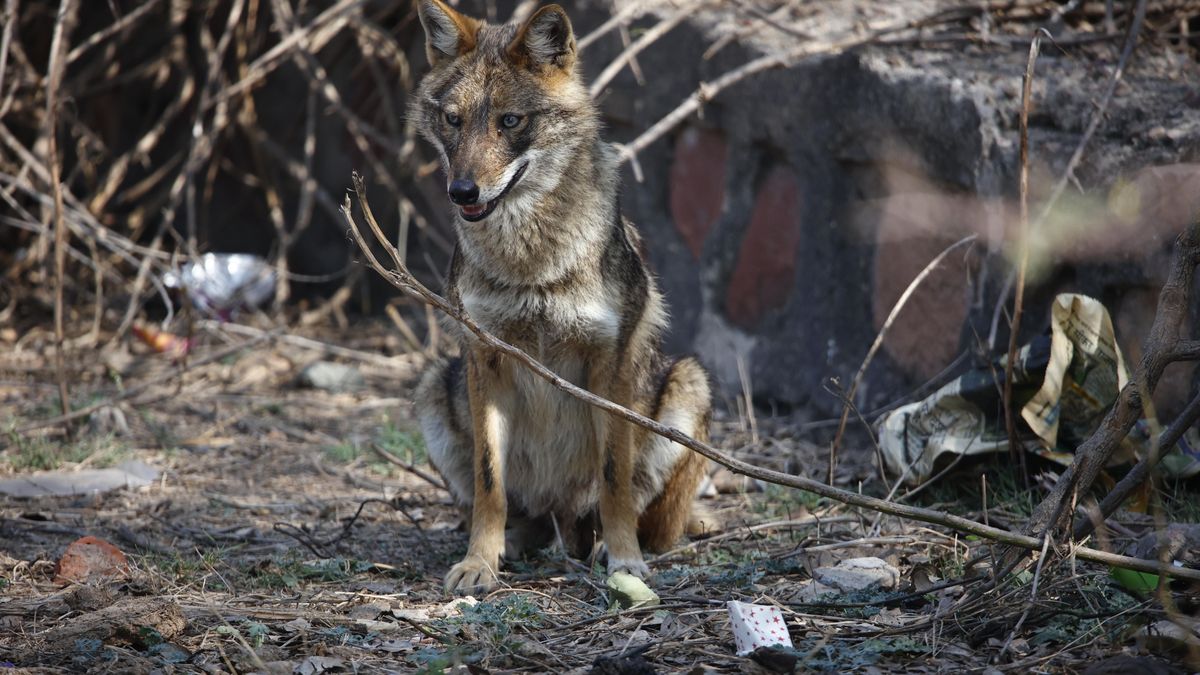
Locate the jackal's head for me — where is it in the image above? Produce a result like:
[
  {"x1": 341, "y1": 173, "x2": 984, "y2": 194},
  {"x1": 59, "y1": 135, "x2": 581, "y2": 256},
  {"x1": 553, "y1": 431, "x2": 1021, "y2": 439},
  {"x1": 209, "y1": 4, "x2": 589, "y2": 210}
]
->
[{"x1": 412, "y1": 1, "x2": 596, "y2": 224}]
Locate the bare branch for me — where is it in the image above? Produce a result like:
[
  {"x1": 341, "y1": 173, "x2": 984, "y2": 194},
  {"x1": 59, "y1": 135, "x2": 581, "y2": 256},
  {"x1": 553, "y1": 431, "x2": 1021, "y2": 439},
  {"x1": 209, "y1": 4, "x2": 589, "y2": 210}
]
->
[
  {"x1": 589, "y1": 1, "x2": 701, "y2": 99},
  {"x1": 45, "y1": 0, "x2": 79, "y2": 428},
  {"x1": 1003, "y1": 28, "x2": 1048, "y2": 487},
  {"x1": 0, "y1": 0, "x2": 18, "y2": 104},
  {"x1": 211, "y1": 0, "x2": 361, "y2": 107},
  {"x1": 66, "y1": 0, "x2": 162, "y2": 64},
  {"x1": 577, "y1": 0, "x2": 649, "y2": 52},
  {"x1": 1074, "y1": 390, "x2": 1200, "y2": 541},
  {"x1": 617, "y1": 14, "x2": 930, "y2": 167}
]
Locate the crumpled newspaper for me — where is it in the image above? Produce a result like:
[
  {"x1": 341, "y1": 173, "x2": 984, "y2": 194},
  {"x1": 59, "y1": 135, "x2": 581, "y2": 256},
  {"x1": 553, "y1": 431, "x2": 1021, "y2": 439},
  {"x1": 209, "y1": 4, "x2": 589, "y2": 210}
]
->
[
  {"x1": 877, "y1": 294, "x2": 1192, "y2": 484},
  {"x1": 1022, "y1": 293, "x2": 1128, "y2": 460},
  {"x1": 163, "y1": 252, "x2": 275, "y2": 320}
]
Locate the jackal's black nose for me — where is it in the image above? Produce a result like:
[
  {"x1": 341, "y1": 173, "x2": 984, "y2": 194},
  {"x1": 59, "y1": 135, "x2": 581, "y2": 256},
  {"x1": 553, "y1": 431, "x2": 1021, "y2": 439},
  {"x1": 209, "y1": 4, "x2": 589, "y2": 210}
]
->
[{"x1": 448, "y1": 179, "x2": 479, "y2": 205}]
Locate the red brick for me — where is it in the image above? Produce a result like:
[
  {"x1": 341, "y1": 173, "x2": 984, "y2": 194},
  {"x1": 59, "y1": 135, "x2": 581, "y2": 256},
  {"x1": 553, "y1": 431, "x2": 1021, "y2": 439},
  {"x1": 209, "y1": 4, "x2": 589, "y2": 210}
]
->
[
  {"x1": 724, "y1": 166, "x2": 803, "y2": 327},
  {"x1": 870, "y1": 193, "x2": 974, "y2": 380},
  {"x1": 54, "y1": 536, "x2": 130, "y2": 586},
  {"x1": 669, "y1": 127, "x2": 727, "y2": 258}
]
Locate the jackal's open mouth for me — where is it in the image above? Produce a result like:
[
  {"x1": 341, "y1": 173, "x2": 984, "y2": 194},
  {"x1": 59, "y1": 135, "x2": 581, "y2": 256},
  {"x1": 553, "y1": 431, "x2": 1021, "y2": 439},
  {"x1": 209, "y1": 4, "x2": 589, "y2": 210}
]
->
[{"x1": 459, "y1": 162, "x2": 529, "y2": 222}]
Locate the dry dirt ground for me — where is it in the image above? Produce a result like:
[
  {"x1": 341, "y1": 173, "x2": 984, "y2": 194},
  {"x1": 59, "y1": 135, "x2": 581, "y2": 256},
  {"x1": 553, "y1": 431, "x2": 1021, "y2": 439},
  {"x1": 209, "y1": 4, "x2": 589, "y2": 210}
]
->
[{"x1": 0, "y1": 320, "x2": 1192, "y2": 673}]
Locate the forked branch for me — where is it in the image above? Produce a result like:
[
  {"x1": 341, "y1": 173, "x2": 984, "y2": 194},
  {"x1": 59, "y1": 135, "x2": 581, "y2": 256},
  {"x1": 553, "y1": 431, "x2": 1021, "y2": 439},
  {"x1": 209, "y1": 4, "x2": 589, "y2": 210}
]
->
[{"x1": 340, "y1": 173, "x2": 1200, "y2": 583}]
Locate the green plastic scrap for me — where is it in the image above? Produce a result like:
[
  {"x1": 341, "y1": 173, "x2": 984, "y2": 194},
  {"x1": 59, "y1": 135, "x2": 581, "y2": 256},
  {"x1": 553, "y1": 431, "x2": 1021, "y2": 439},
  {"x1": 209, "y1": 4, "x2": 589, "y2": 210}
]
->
[
  {"x1": 606, "y1": 571, "x2": 661, "y2": 609},
  {"x1": 1109, "y1": 566, "x2": 1160, "y2": 594}
]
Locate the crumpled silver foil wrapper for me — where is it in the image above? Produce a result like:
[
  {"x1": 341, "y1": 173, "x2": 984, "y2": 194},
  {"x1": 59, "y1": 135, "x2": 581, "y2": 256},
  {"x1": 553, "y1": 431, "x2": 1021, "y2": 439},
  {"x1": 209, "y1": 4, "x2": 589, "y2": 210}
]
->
[{"x1": 163, "y1": 253, "x2": 276, "y2": 320}]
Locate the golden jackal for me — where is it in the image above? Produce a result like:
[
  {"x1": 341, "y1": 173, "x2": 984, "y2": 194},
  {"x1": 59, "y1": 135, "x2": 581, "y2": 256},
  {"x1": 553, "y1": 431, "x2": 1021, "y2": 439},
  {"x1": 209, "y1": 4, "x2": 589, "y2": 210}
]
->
[{"x1": 412, "y1": 0, "x2": 712, "y2": 594}]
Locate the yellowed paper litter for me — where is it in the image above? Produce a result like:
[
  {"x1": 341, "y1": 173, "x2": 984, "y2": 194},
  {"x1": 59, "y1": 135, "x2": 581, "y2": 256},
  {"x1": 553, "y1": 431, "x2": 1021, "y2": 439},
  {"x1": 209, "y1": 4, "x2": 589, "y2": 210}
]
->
[{"x1": 879, "y1": 294, "x2": 1134, "y2": 484}]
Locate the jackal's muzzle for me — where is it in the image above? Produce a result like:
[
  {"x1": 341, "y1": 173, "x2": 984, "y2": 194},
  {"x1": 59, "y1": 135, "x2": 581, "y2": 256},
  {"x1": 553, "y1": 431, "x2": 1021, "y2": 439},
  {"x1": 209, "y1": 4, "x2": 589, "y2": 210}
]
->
[{"x1": 451, "y1": 161, "x2": 529, "y2": 222}]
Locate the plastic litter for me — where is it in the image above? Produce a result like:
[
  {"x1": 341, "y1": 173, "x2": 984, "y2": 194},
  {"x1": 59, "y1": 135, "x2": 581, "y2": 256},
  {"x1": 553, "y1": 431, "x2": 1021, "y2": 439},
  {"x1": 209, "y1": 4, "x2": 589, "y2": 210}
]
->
[
  {"x1": 606, "y1": 571, "x2": 660, "y2": 609},
  {"x1": 163, "y1": 252, "x2": 275, "y2": 320},
  {"x1": 0, "y1": 460, "x2": 159, "y2": 497}
]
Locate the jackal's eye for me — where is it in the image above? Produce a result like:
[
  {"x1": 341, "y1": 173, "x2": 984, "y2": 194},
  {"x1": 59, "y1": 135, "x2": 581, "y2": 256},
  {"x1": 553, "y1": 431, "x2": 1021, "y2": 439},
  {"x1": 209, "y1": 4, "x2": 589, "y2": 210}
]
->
[
  {"x1": 445, "y1": 111, "x2": 461, "y2": 127},
  {"x1": 500, "y1": 113, "x2": 522, "y2": 129}
]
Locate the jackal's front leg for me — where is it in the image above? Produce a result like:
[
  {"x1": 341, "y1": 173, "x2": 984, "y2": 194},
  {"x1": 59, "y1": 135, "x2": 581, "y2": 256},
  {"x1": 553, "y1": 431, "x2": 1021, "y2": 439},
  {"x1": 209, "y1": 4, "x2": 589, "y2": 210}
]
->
[
  {"x1": 444, "y1": 350, "x2": 508, "y2": 594},
  {"x1": 594, "y1": 371, "x2": 649, "y2": 579}
]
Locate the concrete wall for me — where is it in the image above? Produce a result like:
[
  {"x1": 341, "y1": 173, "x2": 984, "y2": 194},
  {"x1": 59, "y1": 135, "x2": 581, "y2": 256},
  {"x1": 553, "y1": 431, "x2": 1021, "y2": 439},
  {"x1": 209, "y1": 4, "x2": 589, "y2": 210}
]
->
[{"x1": 578, "y1": 5, "x2": 1200, "y2": 418}]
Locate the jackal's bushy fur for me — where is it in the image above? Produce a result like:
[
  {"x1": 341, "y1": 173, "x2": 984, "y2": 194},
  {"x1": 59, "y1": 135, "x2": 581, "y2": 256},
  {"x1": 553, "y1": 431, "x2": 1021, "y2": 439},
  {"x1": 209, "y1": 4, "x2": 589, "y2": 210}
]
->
[{"x1": 411, "y1": 0, "x2": 712, "y2": 593}]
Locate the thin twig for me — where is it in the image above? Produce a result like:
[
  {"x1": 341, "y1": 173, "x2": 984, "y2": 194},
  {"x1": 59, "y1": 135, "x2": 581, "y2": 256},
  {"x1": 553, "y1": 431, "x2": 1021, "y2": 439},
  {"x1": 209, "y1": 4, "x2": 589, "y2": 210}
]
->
[
  {"x1": 1031, "y1": 0, "x2": 1148, "y2": 229},
  {"x1": 274, "y1": 497, "x2": 430, "y2": 555},
  {"x1": 589, "y1": 1, "x2": 700, "y2": 99},
  {"x1": 369, "y1": 442, "x2": 448, "y2": 492},
  {"x1": 0, "y1": 0, "x2": 18, "y2": 105},
  {"x1": 45, "y1": 0, "x2": 78, "y2": 433},
  {"x1": 617, "y1": 12, "x2": 935, "y2": 167},
  {"x1": 209, "y1": 320, "x2": 420, "y2": 369},
  {"x1": 212, "y1": 0, "x2": 361, "y2": 107},
  {"x1": 269, "y1": 0, "x2": 404, "y2": 158},
  {"x1": 66, "y1": 0, "x2": 162, "y2": 64},
  {"x1": 577, "y1": 0, "x2": 648, "y2": 52},
  {"x1": 384, "y1": 303, "x2": 425, "y2": 352},
  {"x1": 618, "y1": 25, "x2": 646, "y2": 86},
  {"x1": 995, "y1": 534, "x2": 1052, "y2": 662},
  {"x1": 649, "y1": 516, "x2": 859, "y2": 563},
  {"x1": 1003, "y1": 29, "x2": 1046, "y2": 488},
  {"x1": 828, "y1": 235, "x2": 977, "y2": 484},
  {"x1": 703, "y1": 2, "x2": 791, "y2": 60},
  {"x1": 733, "y1": 0, "x2": 812, "y2": 40}
]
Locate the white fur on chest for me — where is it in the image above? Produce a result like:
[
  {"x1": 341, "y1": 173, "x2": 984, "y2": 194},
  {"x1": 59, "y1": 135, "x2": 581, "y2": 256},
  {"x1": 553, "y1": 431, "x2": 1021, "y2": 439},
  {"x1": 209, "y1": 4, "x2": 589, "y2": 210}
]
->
[{"x1": 461, "y1": 286, "x2": 620, "y2": 346}]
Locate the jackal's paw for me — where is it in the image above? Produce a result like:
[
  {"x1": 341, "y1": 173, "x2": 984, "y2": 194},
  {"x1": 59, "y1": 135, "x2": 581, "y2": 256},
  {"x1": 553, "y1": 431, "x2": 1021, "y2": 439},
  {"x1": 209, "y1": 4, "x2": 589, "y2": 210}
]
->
[
  {"x1": 606, "y1": 555, "x2": 651, "y2": 579},
  {"x1": 444, "y1": 555, "x2": 499, "y2": 595}
]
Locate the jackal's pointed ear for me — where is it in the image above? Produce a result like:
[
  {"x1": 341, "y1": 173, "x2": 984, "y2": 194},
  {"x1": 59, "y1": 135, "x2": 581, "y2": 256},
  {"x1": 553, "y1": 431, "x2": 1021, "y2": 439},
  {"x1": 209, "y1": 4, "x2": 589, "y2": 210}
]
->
[
  {"x1": 417, "y1": 0, "x2": 479, "y2": 66},
  {"x1": 507, "y1": 4, "x2": 575, "y2": 71}
]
